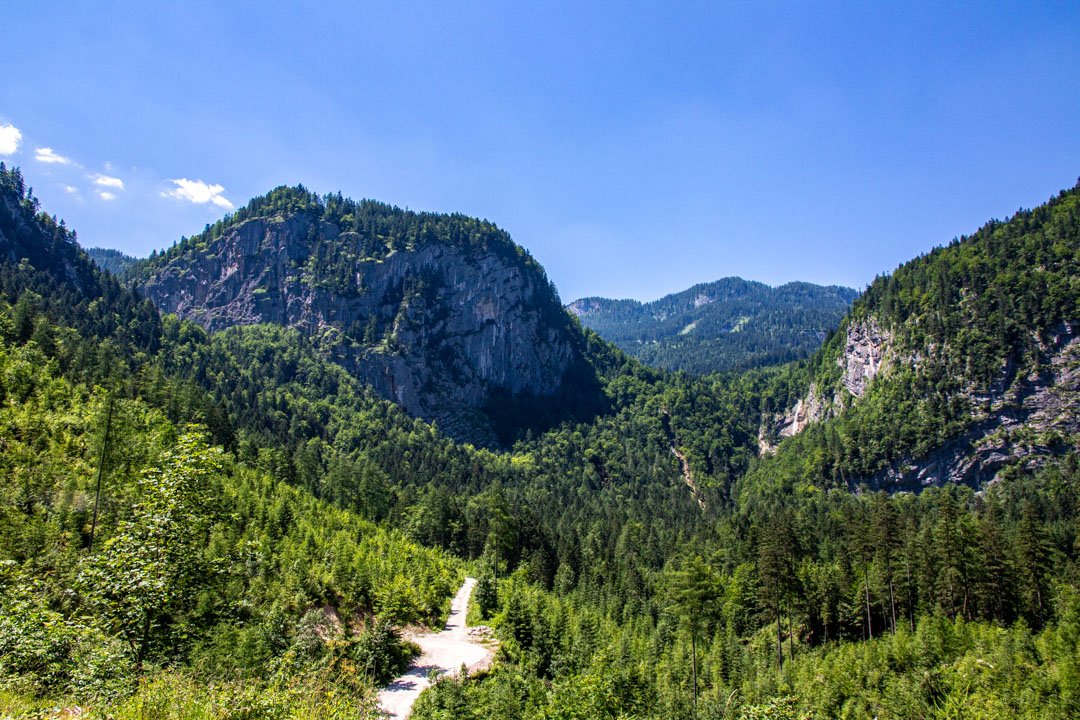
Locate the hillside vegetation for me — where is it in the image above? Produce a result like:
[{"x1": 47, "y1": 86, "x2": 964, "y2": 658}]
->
[{"x1": 1, "y1": 163, "x2": 1079, "y2": 719}]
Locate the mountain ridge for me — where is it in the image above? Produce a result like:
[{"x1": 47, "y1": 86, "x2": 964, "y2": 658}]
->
[
  {"x1": 746, "y1": 180, "x2": 1080, "y2": 499},
  {"x1": 569, "y1": 276, "x2": 858, "y2": 374}
]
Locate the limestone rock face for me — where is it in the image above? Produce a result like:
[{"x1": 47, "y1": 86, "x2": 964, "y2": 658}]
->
[
  {"x1": 138, "y1": 213, "x2": 579, "y2": 444},
  {"x1": 863, "y1": 322, "x2": 1080, "y2": 490},
  {"x1": 759, "y1": 316, "x2": 893, "y2": 453},
  {"x1": 839, "y1": 317, "x2": 891, "y2": 398},
  {"x1": 759, "y1": 310, "x2": 1080, "y2": 489}
]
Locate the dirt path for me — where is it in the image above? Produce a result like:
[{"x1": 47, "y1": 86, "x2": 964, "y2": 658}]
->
[
  {"x1": 377, "y1": 577, "x2": 493, "y2": 719},
  {"x1": 661, "y1": 409, "x2": 706, "y2": 510}
]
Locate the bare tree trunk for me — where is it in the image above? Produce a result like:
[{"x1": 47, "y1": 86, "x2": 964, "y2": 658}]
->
[
  {"x1": 905, "y1": 552, "x2": 915, "y2": 631},
  {"x1": 887, "y1": 557, "x2": 897, "y2": 633},
  {"x1": 88, "y1": 394, "x2": 114, "y2": 553},
  {"x1": 786, "y1": 605, "x2": 794, "y2": 664},
  {"x1": 948, "y1": 569, "x2": 957, "y2": 620},
  {"x1": 776, "y1": 602, "x2": 783, "y2": 672},
  {"x1": 691, "y1": 626, "x2": 698, "y2": 720},
  {"x1": 138, "y1": 612, "x2": 152, "y2": 663},
  {"x1": 863, "y1": 559, "x2": 873, "y2": 639}
]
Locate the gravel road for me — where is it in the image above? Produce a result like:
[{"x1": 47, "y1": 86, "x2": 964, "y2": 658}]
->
[{"x1": 376, "y1": 577, "x2": 493, "y2": 719}]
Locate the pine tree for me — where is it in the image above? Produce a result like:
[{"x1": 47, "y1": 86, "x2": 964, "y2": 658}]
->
[
  {"x1": 871, "y1": 492, "x2": 901, "y2": 632},
  {"x1": 757, "y1": 514, "x2": 797, "y2": 670},
  {"x1": 669, "y1": 555, "x2": 719, "y2": 718},
  {"x1": 1016, "y1": 501, "x2": 1053, "y2": 624}
]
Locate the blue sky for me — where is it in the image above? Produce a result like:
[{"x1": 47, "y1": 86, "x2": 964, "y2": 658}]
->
[{"x1": 2, "y1": 1, "x2": 1079, "y2": 302}]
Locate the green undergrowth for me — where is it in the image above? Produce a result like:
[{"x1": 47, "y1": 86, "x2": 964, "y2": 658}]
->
[
  {"x1": 0, "y1": 672, "x2": 382, "y2": 719},
  {"x1": 0, "y1": 338, "x2": 459, "y2": 714},
  {"x1": 413, "y1": 573, "x2": 1080, "y2": 720}
]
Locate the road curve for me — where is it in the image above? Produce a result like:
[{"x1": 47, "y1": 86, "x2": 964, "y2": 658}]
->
[{"x1": 377, "y1": 577, "x2": 493, "y2": 719}]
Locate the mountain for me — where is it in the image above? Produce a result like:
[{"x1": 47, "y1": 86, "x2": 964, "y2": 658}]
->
[
  {"x1": 750, "y1": 180, "x2": 1080, "y2": 494},
  {"x1": 130, "y1": 186, "x2": 604, "y2": 446},
  {"x1": 1, "y1": 169, "x2": 99, "y2": 299},
  {"x1": 2, "y1": 161, "x2": 1079, "y2": 719},
  {"x1": 85, "y1": 247, "x2": 139, "y2": 276},
  {"x1": 569, "y1": 278, "x2": 858, "y2": 374}
]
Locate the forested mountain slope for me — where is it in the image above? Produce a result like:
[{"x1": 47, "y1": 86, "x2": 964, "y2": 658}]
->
[
  {"x1": 569, "y1": 278, "x2": 858, "y2": 374},
  {"x1": 3, "y1": 162, "x2": 1079, "y2": 719},
  {"x1": 751, "y1": 181, "x2": 1080, "y2": 496},
  {"x1": 410, "y1": 184, "x2": 1080, "y2": 720},
  {"x1": 0, "y1": 163, "x2": 749, "y2": 711},
  {"x1": 0, "y1": 164, "x2": 463, "y2": 715},
  {"x1": 129, "y1": 186, "x2": 604, "y2": 446},
  {"x1": 85, "y1": 246, "x2": 139, "y2": 276}
]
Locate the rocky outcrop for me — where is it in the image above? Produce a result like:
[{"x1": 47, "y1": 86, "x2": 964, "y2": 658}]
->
[
  {"x1": 760, "y1": 313, "x2": 1080, "y2": 489},
  {"x1": 759, "y1": 316, "x2": 893, "y2": 453},
  {"x1": 661, "y1": 410, "x2": 705, "y2": 510},
  {"x1": 861, "y1": 322, "x2": 1080, "y2": 491},
  {"x1": 839, "y1": 317, "x2": 891, "y2": 398},
  {"x1": 758, "y1": 384, "x2": 829, "y2": 454},
  {"x1": 139, "y1": 213, "x2": 580, "y2": 445}
]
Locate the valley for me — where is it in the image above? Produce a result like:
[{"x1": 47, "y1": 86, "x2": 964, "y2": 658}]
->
[{"x1": 1, "y1": 164, "x2": 1079, "y2": 719}]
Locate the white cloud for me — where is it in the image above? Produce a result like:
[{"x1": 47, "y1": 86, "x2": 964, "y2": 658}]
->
[
  {"x1": 64, "y1": 185, "x2": 78, "y2": 193},
  {"x1": 94, "y1": 174, "x2": 124, "y2": 189},
  {"x1": 164, "y1": 178, "x2": 234, "y2": 209},
  {"x1": 0, "y1": 124, "x2": 21, "y2": 155},
  {"x1": 35, "y1": 147, "x2": 72, "y2": 164},
  {"x1": 99, "y1": 191, "x2": 116, "y2": 201}
]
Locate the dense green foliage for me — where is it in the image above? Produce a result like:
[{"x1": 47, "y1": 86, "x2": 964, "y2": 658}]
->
[
  {"x1": 0, "y1": 166, "x2": 458, "y2": 712},
  {"x1": 571, "y1": 279, "x2": 858, "y2": 375},
  {"x1": 409, "y1": 182, "x2": 1080, "y2": 718},
  {"x1": 413, "y1": 467, "x2": 1079, "y2": 719},
  {"x1": 3, "y1": 163, "x2": 1080, "y2": 719}
]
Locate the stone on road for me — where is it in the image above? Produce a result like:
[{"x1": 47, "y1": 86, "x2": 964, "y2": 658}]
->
[{"x1": 377, "y1": 577, "x2": 493, "y2": 719}]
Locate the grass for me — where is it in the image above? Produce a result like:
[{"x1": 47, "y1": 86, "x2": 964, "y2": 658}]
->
[{"x1": 0, "y1": 673, "x2": 384, "y2": 720}]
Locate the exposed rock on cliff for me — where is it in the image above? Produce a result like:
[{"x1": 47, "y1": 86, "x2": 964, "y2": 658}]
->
[
  {"x1": 761, "y1": 310, "x2": 1080, "y2": 488},
  {"x1": 839, "y1": 316, "x2": 891, "y2": 398},
  {"x1": 759, "y1": 316, "x2": 894, "y2": 453},
  {"x1": 136, "y1": 190, "x2": 600, "y2": 445},
  {"x1": 861, "y1": 322, "x2": 1080, "y2": 490},
  {"x1": 757, "y1": 384, "x2": 829, "y2": 454}
]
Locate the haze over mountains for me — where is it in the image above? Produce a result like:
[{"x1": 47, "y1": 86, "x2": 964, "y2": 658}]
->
[
  {"x1": 3, "y1": 162, "x2": 1080, "y2": 718},
  {"x1": 84, "y1": 247, "x2": 137, "y2": 276},
  {"x1": 570, "y1": 278, "x2": 859, "y2": 375}
]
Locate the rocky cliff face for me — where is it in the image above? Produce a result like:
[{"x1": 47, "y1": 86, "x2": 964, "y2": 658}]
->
[
  {"x1": 759, "y1": 316, "x2": 893, "y2": 453},
  {"x1": 862, "y1": 322, "x2": 1080, "y2": 491},
  {"x1": 138, "y1": 210, "x2": 584, "y2": 445},
  {"x1": 760, "y1": 311, "x2": 1080, "y2": 489},
  {"x1": 838, "y1": 316, "x2": 891, "y2": 398},
  {"x1": 757, "y1": 385, "x2": 828, "y2": 454}
]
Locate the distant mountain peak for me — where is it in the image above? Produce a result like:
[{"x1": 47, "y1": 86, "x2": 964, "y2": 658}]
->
[{"x1": 570, "y1": 277, "x2": 858, "y2": 374}]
